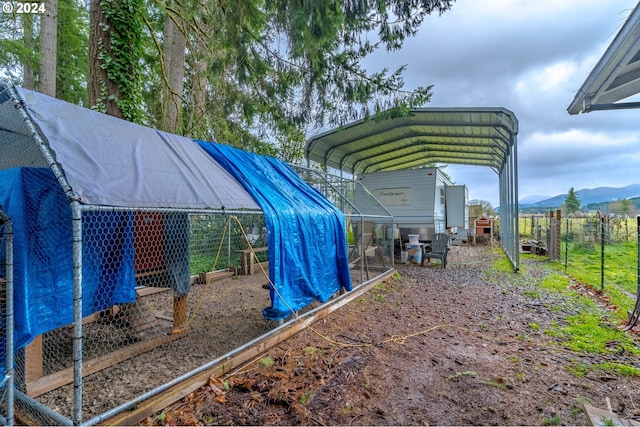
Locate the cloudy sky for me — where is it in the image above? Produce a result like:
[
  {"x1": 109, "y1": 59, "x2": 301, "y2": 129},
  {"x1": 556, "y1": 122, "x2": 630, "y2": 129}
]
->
[{"x1": 365, "y1": 0, "x2": 640, "y2": 206}]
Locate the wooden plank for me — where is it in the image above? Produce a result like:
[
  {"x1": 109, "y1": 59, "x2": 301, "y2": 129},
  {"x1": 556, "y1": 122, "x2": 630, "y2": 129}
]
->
[
  {"x1": 237, "y1": 246, "x2": 268, "y2": 254},
  {"x1": 136, "y1": 286, "x2": 171, "y2": 297},
  {"x1": 135, "y1": 269, "x2": 167, "y2": 279},
  {"x1": 25, "y1": 331, "x2": 186, "y2": 398},
  {"x1": 102, "y1": 269, "x2": 397, "y2": 426},
  {"x1": 583, "y1": 404, "x2": 640, "y2": 426},
  {"x1": 197, "y1": 270, "x2": 234, "y2": 284}
]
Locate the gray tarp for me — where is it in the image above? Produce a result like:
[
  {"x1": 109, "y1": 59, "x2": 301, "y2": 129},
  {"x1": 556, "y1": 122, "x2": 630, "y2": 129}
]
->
[{"x1": 17, "y1": 87, "x2": 259, "y2": 210}]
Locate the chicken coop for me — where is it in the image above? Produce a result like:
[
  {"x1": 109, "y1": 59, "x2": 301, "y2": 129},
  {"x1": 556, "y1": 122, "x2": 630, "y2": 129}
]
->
[{"x1": 0, "y1": 83, "x2": 374, "y2": 425}]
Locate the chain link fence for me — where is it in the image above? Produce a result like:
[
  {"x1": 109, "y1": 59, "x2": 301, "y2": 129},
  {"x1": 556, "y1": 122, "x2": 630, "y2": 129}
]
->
[
  {"x1": 1, "y1": 184, "x2": 393, "y2": 425},
  {"x1": 0, "y1": 82, "x2": 395, "y2": 424}
]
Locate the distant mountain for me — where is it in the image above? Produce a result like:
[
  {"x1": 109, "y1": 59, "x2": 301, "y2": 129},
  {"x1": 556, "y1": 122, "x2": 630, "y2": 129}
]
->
[
  {"x1": 520, "y1": 184, "x2": 640, "y2": 209},
  {"x1": 519, "y1": 195, "x2": 551, "y2": 205}
]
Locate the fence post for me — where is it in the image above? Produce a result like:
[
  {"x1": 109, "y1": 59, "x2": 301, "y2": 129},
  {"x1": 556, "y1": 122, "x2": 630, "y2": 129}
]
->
[
  {"x1": 601, "y1": 216, "x2": 605, "y2": 292},
  {"x1": 548, "y1": 211, "x2": 552, "y2": 260},
  {"x1": 0, "y1": 208, "x2": 14, "y2": 426},
  {"x1": 627, "y1": 217, "x2": 630, "y2": 243},
  {"x1": 555, "y1": 209, "x2": 562, "y2": 261},
  {"x1": 637, "y1": 216, "x2": 640, "y2": 294},
  {"x1": 565, "y1": 217, "x2": 569, "y2": 273},
  {"x1": 531, "y1": 216, "x2": 535, "y2": 239}
]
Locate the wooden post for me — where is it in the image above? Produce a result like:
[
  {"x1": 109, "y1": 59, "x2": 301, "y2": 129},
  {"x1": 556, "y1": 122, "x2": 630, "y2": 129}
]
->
[
  {"x1": 172, "y1": 294, "x2": 188, "y2": 333},
  {"x1": 25, "y1": 335, "x2": 43, "y2": 383},
  {"x1": 548, "y1": 211, "x2": 554, "y2": 260}
]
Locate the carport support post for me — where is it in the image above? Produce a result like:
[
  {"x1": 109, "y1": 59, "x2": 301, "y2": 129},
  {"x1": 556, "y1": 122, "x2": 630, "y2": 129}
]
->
[{"x1": 637, "y1": 216, "x2": 640, "y2": 294}]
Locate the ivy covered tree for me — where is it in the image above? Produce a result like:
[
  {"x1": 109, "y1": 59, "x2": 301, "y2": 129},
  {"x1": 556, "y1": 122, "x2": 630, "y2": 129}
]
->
[
  {"x1": 4, "y1": 0, "x2": 455, "y2": 160},
  {"x1": 88, "y1": 0, "x2": 145, "y2": 122},
  {"x1": 564, "y1": 187, "x2": 581, "y2": 215}
]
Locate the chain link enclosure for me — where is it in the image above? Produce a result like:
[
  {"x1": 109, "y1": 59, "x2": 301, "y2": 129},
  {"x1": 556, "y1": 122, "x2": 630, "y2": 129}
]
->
[{"x1": 0, "y1": 83, "x2": 394, "y2": 425}]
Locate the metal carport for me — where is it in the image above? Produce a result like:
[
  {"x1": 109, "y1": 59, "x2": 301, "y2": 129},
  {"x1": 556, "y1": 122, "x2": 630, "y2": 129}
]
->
[
  {"x1": 305, "y1": 107, "x2": 520, "y2": 270},
  {"x1": 568, "y1": 3, "x2": 640, "y2": 114}
]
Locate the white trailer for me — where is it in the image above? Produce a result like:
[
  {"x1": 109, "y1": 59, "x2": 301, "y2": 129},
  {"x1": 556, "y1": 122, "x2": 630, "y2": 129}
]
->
[
  {"x1": 354, "y1": 168, "x2": 453, "y2": 242},
  {"x1": 445, "y1": 185, "x2": 468, "y2": 229}
]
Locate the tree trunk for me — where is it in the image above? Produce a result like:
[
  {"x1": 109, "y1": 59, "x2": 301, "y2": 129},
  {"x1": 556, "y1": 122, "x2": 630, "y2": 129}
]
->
[
  {"x1": 22, "y1": 15, "x2": 35, "y2": 89},
  {"x1": 186, "y1": 57, "x2": 208, "y2": 137},
  {"x1": 87, "y1": 0, "x2": 125, "y2": 118},
  {"x1": 162, "y1": 2, "x2": 186, "y2": 133},
  {"x1": 38, "y1": 0, "x2": 58, "y2": 96}
]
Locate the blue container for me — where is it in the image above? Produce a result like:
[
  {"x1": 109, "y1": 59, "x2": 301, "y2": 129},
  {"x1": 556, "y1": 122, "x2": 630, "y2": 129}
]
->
[{"x1": 405, "y1": 243, "x2": 423, "y2": 264}]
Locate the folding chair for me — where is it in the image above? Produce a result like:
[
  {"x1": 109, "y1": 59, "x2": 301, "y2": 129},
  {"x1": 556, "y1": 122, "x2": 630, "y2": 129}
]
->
[{"x1": 422, "y1": 233, "x2": 449, "y2": 268}]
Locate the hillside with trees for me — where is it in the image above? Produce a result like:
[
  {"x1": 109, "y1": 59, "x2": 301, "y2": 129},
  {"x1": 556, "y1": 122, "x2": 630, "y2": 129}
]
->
[
  {"x1": 0, "y1": 0, "x2": 454, "y2": 162},
  {"x1": 519, "y1": 184, "x2": 640, "y2": 216}
]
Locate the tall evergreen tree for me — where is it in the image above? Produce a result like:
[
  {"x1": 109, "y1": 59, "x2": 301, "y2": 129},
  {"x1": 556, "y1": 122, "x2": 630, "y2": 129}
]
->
[
  {"x1": 141, "y1": 0, "x2": 454, "y2": 158},
  {"x1": 160, "y1": 0, "x2": 185, "y2": 133},
  {"x1": 564, "y1": 187, "x2": 581, "y2": 214},
  {"x1": 88, "y1": 0, "x2": 145, "y2": 121},
  {"x1": 38, "y1": 0, "x2": 58, "y2": 96},
  {"x1": 56, "y1": 0, "x2": 88, "y2": 104},
  {"x1": 2, "y1": 0, "x2": 454, "y2": 160}
]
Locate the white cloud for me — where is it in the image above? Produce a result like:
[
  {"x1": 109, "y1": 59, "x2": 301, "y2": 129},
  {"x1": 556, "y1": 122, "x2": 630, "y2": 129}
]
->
[
  {"x1": 358, "y1": 0, "x2": 640, "y2": 205},
  {"x1": 516, "y1": 61, "x2": 579, "y2": 99}
]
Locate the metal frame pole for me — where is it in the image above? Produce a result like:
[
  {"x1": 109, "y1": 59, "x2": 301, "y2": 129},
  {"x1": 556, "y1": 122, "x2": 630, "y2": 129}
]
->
[
  {"x1": 71, "y1": 202, "x2": 84, "y2": 425},
  {"x1": 0, "y1": 208, "x2": 14, "y2": 426}
]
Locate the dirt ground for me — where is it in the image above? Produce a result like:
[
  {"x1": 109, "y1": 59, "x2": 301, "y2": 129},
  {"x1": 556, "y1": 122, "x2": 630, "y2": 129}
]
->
[{"x1": 136, "y1": 243, "x2": 640, "y2": 426}]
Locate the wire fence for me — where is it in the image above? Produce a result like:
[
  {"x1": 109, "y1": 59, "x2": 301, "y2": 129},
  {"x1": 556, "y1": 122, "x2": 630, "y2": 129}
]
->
[
  {"x1": 519, "y1": 214, "x2": 640, "y2": 313},
  {"x1": 521, "y1": 215, "x2": 639, "y2": 247},
  {"x1": 0, "y1": 169, "x2": 396, "y2": 426}
]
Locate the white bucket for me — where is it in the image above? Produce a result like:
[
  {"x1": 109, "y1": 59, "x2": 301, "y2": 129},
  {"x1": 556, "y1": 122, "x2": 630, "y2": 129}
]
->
[
  {"x1": 408, "y1": 234, "x2": 420, "y2": 245},
  {"x1": 400, "y1": 251, "x2": 408, "y2": 263},
  {"x1": 386, "y1": 227, "x2": 399, "y2": 240}
]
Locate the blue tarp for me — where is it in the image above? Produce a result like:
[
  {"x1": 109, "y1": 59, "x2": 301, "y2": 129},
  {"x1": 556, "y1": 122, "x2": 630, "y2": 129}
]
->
[
  {"x1": 196, "y1": 141, "x2": 353, "y2": 320},
  {"x1": 0, "y1": 146, "x2": 352, "y2": 353},
  {"x1": 0, "y1": 167, "x2": 137, "y2": 352}
]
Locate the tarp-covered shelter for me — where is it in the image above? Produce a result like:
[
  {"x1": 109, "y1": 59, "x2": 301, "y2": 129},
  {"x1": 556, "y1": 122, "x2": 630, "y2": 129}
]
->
[
  {"x1": 568, "y1": 3, "x2": 640, "y2": 114},
  {"x1": 0, "y1": 83, "x2": 352, "y2": 358},
  {"x1": 306, "y1": 108, "x2": 520, "y2": 270},
  {"x1": 196, "y1": 142, "x2": 353, "y2": 319}
]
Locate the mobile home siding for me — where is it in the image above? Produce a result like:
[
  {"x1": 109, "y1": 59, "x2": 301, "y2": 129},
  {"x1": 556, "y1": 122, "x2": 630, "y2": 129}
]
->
[{"x1": 355, "y1": 168, "x2": 452, "y2": 240}]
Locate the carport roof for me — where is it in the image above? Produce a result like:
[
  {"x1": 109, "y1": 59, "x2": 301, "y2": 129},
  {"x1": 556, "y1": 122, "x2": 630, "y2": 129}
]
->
[
  {"x1": 305, "y1": 107, "x2": 518, "y2": 175},
  {"x1": 568, "y1": 3, "x2": 640, "y2": 114}
]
